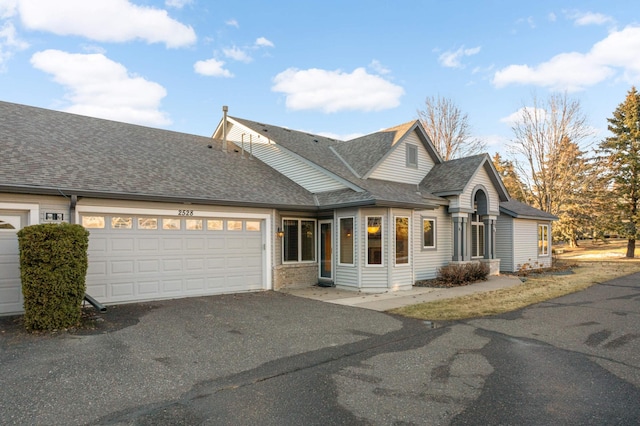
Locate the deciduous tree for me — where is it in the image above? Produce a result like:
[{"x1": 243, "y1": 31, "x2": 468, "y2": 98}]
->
[
  {"x1": 599, "y1": 87, "x2": 640, "y2": 258},
  {"x1": 417, "y1": 95, "x2": 486, "y2": 160},
  {"x1": 507, "y1": 93, "x2": 594, "y2": 247}
]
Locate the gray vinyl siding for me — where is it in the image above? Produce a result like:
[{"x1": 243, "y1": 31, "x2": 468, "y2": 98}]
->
[
  {"x1": 226, "y1": 124, "x2": 348, "y2": 193},
  {"x1": 495, "y1": 215, "x2": 514, "y2": 272},
  {"x1": 460, "y1": 166, "x2": 501, "y2": 213},
  {"x1": 335, "y1": 210, "x2": 359, "y2": 289},
  {"x1": 513, "y1": 219, "x2": 539, "y2": 271},
  {"x1": 359, "y1": 208, "x2": 388, "y2": 289},
  {"x1": 390, "y1": 209, "x2": 413, "y2": 290},
  {"x1": 413, "y1": 206, "x2": 452, "y2": 280},
  {"x1": 368, "y1": 131, "x2": 435, "y2": 184}
]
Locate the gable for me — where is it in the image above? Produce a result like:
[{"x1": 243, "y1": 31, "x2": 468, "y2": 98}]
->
[
  {"x1": 367, "y1": 129, "x2": 436, "y2": 184},
  {"x1": 458, "y1": 164, "x2": 502, "y2": 214},
  {"x1": 216, "y1": 117, "x2": 360, "y2": 194}
]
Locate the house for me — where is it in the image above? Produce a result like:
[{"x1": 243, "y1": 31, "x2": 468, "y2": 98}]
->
[{"x1": 0, "y1": 101, "x2": 556, "y2": 315}]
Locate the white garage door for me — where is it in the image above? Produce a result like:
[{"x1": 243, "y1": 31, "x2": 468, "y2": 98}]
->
[
  {"x1": 83, "y1": 214, "x2": 265, "y2": 304},
  {"x1": 0, "y1": 211, "x2": 27, "y2": 315}
]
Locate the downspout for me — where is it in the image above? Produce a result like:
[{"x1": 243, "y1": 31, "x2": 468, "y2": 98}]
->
[
  {"x1": 69, "y1": 195, "x2": 77, "y2": 224},
  {"x1": 222, "y1": 105, "x2": 228, "y2": 152}
]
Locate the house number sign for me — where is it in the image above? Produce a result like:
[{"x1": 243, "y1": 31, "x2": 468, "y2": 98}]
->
[{"x1": 177, "y1": 209, "x2": 194, "y2": 216}]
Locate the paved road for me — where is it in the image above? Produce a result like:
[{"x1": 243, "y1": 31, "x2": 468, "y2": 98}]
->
[{"x1": 1, "y1": 273, "x2": 639, "y2": 425}]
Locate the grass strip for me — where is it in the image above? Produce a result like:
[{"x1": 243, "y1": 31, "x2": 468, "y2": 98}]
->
[{"x1": 390, "y1": 261, "x2": 640, "y2": 321}]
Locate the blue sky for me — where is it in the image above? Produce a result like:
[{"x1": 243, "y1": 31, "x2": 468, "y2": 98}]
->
[{"x1": 1, "y1": 0, "x2": 639, "y2": 156}]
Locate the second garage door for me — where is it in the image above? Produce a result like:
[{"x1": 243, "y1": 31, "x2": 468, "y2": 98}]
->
[{"x1": 82, "y1": 214, "x2": 265, "y2": 304}]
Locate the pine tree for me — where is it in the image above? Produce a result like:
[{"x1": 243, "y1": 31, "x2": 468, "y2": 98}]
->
[
  {"x1": 599, "y1": 87, "x2": 640, "y2": 258},
  {"x1": 492, "y1": 153, "x2": 529, "y2": 202}
]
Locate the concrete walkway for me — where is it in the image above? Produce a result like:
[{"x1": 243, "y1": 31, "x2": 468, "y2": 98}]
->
[{"x1": 280, "y1": 275, "x2": 524, "y2": 311}]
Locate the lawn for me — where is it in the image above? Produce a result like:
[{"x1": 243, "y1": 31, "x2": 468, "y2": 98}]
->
[{"x1": 390, "y1": 239, "x2": 640, "y2": 321}]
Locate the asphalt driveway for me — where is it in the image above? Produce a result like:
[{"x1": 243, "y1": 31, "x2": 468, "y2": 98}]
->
[
  {"x1": 0, "y1": 291, "x2": 438, "y2": 425},
  {"x1": 1, "y1": 272, "x2": 640, "y2": 425}
]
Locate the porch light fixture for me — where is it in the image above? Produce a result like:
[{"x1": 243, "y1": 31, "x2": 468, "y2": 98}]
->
[{"x1": 276, "y1": 227, "x2": 285, "y2": 238}]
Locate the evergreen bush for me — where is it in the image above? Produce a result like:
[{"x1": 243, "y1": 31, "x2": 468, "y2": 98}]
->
[{"x1": 17, "y1": 223, "x2": 89, "y2": 331}]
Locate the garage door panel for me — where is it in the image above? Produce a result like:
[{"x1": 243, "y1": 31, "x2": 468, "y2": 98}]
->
[
  {"x1": 138, "y1": 238, "x2": 160, "y2": 251},
  {"x1": 138, "y1": 281, "x2": 159, "y2": 295},
  {"x1": 138, "y1": 259, "x2": 159, "y2": 273},
  {"x1": 111, "y1": 238, "x2": 134, "y2": 252},
  {"x1": 186, "y1": 238, "x2": 205, "y2": 250},
  {"x1": 111, "y1": 282, "x2": 135, "y2": 298},
  {"x1": 111, "y1": 260, "x2": 134, "y2": 274},
  {"x1": 162, "y1": 258, "x2": 183, "y2": 272},
  {"x1": 163, "y1": 238, "x2": 183, "y2": 250},
  {"x1": 186, "y1": 278, "x2": 205, "y2": 291},
  {"x1": 83, "y1": 215, "x2": 265, "y2": 305},
  {"x1": 87, "y1": 261, "x2": 107, "y2": 276},
  {"x1": 162, "y1": 280, "x2": 183, "y2": 293}
]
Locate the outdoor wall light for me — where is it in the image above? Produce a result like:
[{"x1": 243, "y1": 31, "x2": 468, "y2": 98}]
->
[{"x1": 276, "y1": 227, "x2": 285, "y2": 238}]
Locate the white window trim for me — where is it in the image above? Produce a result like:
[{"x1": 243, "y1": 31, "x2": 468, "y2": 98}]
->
[
  {"x1": 0, "y1": 202, "x2": 39, "y2": 231},
  {"x1": 471, "y1": 213, "x2": 484, "y2": 259},
  {"x1": 538, "y1": 223, "x2": 550, "y2": 257},
  {"x1": 394, "y1": 215, "x2": 411, "y2": 267},
  {"x1": 421, "y1": 217, "x2": 437, "y2": 250},
  {"x1": 282, "y1": 218, "x2": 317, "y2": 264},
  {"x1": 338, "y1": 216, "x2": 355, "y2": 266},
  {"x1": 365, "y1": 215, "x2": 384, "y2": 267}
]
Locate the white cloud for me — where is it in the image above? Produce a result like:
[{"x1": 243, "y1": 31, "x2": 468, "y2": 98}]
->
[
  {"x1": 255, "y1": 37, "x2": 274, "y2": 48},
  {"x1": 226, "y1": 19, "x2": 239, "y2": 28},
  {"x1": 18, "y1": 0, "x2": 196, "y2": 48},
  {"x1": 499, "y1": 107, "x2": 547, "y2": 126},
  {"x1": 0, "y1": 21, "x2": 28, "y2": 70},
  {"x1": 569, "y1": 11, "x2": 615, "y2": 27},
  {"x1": 493, "y1": 25, "x2": 640, "y2": 91},
  {"x1": 548, "y1": 12, "x2": 557, "y2": 22},
  {"x1": 272, "y1": 67, "x2": 404, "y2": 113},
  {"x1": 194, "y1": 57, "x2": 233, "y2": 77},
  {"x1": 369, "y1": 59, "x2": 391, "y2": 75},
  {"x1": 223, "y1": 46, "x2": 252, "y2": 63},
  {"x1": 0, "y1": 0, "x2": 18, "y2": 19},
  {"x1": 438, "y1": 45, "x2": 481, "y2": 68},
  {"x1": 165, "y1": 0, "x2": 192, "y2": 8},
  {"x1": 31, "y1": 49, "x2": 171, "y2": 126}
]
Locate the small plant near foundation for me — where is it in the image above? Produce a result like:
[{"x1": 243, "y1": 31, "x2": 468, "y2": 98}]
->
[{"x1": 435, "y1": 262, "x2": 490, "y2": 287}]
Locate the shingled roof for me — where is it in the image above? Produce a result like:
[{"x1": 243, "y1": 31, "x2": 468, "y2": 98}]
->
[
  {"x1": 0, "y1": 101, "x2": 316, "y2": 209},
  {"x1": 500, "y1": 199, "x2": 558, "y2": 220},
  {"x1": 420, "y1": 153, "x2": 509, "y2": 201}
]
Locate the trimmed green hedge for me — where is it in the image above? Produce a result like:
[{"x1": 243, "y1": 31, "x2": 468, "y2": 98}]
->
[{"x1": 17, "y1": 223, "x2": 89, "y2": 331}]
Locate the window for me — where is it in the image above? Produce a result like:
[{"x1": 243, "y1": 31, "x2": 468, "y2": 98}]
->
[
  {"x1": 82, "y1": 216, "x2": 105, "y2": 229},
  {"x1": 406, "y1": 144, "x2": 418, "y2": 168},
  {"x1": 227, "y1": 220, "x2": 242, "y2": 231},
  {"x1": 539, "y1": 224, "x2": 549, "y2": 256},
  {"x1": 422, "y1": 218, "x2": 436, "y2": 249},
  {"x1": 207, "y1": 219, "x2": 223, "y2": 231},
  {"x1": 339, "y1": 217, "x2": 354, "y2": 265},
  {"x1": 246, "y1": 221, "x2": 261, "y2": 231},
  {"x1": 138, "y1": 218, "x2": 158, "y2": 230},
  {"x1": 111, "y1": 217, "x2": 132, "y2": 229},
  {"x1": 366, "y1": 216, "x2": 383, "y2": 265},
  {"x1": 471, "y1": 213, "x2": 484, "y2": 258},
  {"x1": 283, "y1": 219, "x2": 316, "y2": 262},
  {"x1": 186, "y1": 219, "x2": 203, "y2": 230},
  {"x1": 162, "y1": 218, "x2": 181, "y2": 230},
  {"x1": 395, "y1": 216, "x2": 409, "y2": 265}
]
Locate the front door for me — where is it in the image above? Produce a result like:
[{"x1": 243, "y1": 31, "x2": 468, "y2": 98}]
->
[{"x1": 319, "y1": 220, "x2": 332, "y2": 280}]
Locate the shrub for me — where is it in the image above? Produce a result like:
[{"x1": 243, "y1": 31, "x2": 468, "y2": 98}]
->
[
  {"x1": 437, "y1": 262, "x2": 489, "y2": 286},
  {"x1": 17, "y1": 223, "x2": 89, "y2": 331}
]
